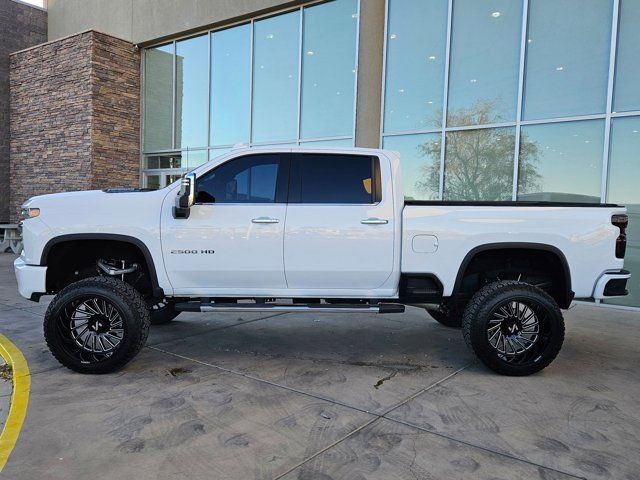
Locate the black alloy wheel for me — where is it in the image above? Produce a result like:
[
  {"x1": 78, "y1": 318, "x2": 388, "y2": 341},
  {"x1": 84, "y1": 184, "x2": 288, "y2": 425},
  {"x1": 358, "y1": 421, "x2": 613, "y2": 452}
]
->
[
  {"x1": 462, "y1": 280, "x2": 564, "y2": 376},
  {"x1": 44, "y1": 276, "x2": 150, "y2": 374}
]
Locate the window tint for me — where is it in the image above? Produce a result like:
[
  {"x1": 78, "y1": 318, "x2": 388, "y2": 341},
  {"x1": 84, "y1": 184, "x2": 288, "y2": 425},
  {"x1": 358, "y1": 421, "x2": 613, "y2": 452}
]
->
[
  {"x1": 196, "y1": 154, "x2": 283, "y2": 204},
  {"x1": 292, "y1": 154, "x2": 378, "y2": 204}
]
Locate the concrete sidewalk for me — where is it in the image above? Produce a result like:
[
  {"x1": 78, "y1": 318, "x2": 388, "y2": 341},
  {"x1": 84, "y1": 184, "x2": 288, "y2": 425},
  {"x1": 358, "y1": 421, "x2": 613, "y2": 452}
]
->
[{"x1": 0, "y1": 253, "x2": 638, "y2": 479}]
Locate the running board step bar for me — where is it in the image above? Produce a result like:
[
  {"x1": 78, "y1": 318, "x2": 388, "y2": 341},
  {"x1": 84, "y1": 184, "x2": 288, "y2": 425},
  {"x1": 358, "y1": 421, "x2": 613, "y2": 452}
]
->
[{"x1": 174, "y1": 302, "x2": 405, "y2": 314}]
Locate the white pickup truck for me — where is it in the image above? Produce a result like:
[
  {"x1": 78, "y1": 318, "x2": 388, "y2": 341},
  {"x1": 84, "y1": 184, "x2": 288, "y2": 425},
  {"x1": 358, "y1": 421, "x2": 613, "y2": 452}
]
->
[{"x1": 14, "y1": 146, "x2": 630, "y2": 376}]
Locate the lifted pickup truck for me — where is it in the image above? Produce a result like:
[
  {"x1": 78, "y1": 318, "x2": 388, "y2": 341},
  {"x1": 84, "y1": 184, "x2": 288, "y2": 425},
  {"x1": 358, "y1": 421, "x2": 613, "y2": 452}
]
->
[{"x1": 14, "y1": 146, "x2": 630, "y2": 376}]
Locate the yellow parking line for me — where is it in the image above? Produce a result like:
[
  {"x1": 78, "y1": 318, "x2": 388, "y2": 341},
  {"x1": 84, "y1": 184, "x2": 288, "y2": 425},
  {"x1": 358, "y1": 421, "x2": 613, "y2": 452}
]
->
[{"x1": 0, "y1": 334, "x2": 30, "y2": 473}]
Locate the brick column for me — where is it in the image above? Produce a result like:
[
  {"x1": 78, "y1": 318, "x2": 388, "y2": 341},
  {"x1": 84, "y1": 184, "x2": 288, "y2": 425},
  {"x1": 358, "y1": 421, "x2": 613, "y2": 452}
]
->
[
  {"x1": 0, "y1": 0, "x2": 47, "y2": 222},
  {"x1": 9, "y1": 30, "x2": 140, "y2": 221}
]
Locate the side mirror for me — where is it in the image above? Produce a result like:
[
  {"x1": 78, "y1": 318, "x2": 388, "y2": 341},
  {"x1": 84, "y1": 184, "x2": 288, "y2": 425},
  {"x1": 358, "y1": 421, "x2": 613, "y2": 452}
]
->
[{"x1": 173, "y1": 172, "x2": 196, "y2": 219}]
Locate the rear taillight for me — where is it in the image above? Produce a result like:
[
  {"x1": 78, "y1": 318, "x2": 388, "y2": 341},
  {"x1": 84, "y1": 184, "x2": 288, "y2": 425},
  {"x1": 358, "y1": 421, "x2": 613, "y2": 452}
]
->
[{"x1": 612, "y1": 214, "x2": 628, "y2": 259}]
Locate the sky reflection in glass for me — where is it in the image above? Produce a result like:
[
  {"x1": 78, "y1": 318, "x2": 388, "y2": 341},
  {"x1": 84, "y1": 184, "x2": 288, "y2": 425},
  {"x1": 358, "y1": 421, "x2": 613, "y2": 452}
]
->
[
  {"x1": 300, "y1": 0, "x2": 357, "y2": 139},
  {"x1": 383, "y1": 0, "x2": 447, "y2": 133},
  {"x1": 447, "y1": 0, "x2": 522, "y2": 126},
  {"x1": 606, "y1": 116, "x2": 640, "y2": 306},
  {"x1": 383, "y1": 133, "x2": 441, "y2": 201},
  {"x1": 518, "y1": 120, "x2": 604, "y2": 202},
  {"x1": 251, "y1": 11, "x2": 300, "y2": 143},
  {"x1": 613, "y1": 0, "x2": 640, "y2": 112},
  {"x1": 175, "y1": 34, "x2": 208, "y2": 149},
  {"x1": 523, "y1": 0, "x2": 612, "y2": 120},
  {"x1": 211, "y1": 24, "x2": 251, "y2": 146}
]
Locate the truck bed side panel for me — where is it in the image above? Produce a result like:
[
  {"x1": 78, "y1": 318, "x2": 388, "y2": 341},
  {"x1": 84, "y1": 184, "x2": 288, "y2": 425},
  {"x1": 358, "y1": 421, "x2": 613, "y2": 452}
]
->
[{"x1": 402, "y1": 205, "x2": 626, "y2": 298}]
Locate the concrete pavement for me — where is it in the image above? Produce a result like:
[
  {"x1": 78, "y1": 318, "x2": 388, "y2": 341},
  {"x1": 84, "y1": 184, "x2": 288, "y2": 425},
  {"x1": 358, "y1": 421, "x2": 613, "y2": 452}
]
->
[{"x1": 0, "y1": 253, "x2": 638, "y2": 479}]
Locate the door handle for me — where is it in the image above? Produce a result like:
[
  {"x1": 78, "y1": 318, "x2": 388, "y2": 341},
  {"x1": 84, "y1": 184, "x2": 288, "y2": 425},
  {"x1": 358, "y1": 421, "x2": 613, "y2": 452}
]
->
[
  {"x1": 361, "y1": 217, "x2": 388, "y2": 225},
  {"x1": 252, "y1": 216, "x2": 279, "y2": 224}
]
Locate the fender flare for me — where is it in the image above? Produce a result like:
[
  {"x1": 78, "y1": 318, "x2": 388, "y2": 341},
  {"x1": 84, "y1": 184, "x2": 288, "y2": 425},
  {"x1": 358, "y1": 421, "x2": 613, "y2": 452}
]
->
[
  {"x1": 452, "y1": 242, "x2": 573, "y2": 308},
  {"x1": 40, "y1": 233, "x2": 164, "y2": 298}
]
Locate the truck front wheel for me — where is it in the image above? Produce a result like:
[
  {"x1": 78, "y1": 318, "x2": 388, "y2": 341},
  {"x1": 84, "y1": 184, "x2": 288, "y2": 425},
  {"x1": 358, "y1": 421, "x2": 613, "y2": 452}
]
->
[
  {"x1": 462, "y1": 280, "x2": 564, "y2": 376},
  {"x1": 44, "y1": 276, "x2": 150, "y2": 374}
]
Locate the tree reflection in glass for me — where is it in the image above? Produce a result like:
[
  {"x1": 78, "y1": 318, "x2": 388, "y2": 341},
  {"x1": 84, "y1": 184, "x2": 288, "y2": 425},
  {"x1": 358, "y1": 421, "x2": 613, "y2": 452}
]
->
[{"x1": 412, "y1": 101, "x2": 541, "y2": 201}]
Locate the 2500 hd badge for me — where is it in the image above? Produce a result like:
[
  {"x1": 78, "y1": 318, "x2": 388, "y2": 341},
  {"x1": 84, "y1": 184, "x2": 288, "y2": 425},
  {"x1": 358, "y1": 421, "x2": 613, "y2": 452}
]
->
[{"x1": 171, "y1": 249, "x2": 215, "y2": 254}]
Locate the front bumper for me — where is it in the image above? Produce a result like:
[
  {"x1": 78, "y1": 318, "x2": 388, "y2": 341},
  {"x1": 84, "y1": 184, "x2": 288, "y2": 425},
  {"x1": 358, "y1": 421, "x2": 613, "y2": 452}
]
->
[
  {"x1": 592, "y1": 269, "x2": 631, "y2": 301},
  {"x1": 14, "y1": 255, "x2": 47, "y2": 301}
]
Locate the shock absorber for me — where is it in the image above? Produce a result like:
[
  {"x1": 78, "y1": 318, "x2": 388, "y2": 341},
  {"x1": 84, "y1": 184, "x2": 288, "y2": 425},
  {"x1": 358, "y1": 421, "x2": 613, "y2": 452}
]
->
[{"x1": 97, "y1": 259, "x2": 139, "y2": 281}]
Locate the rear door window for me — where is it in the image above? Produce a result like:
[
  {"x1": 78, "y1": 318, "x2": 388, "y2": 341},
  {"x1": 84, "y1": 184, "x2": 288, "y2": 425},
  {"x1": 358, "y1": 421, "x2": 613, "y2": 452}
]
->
[{"x1": 289, "y1": 154, "x2": 381, "y2": 204}]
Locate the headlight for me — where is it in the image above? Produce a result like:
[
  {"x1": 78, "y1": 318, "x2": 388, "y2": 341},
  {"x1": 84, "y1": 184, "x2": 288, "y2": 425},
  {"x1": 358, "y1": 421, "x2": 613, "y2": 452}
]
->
[{"x1": 19, "y1": 207, "x2": 40, "y2": 220}]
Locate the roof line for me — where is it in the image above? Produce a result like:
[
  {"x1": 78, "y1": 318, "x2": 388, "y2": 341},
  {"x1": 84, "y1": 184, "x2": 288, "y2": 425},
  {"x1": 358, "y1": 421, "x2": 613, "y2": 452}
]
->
[{"x1": 10, "y1": 29, "x2": 132, "y2": 56}]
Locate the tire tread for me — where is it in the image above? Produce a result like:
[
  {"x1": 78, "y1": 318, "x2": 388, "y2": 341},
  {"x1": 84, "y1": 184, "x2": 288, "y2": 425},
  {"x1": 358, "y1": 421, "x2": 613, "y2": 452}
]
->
[
  {"x1": 44, "y1": 276, "x2": 150, "y2": 374},
  {"x1": 462, "y1": 280, "x2": 565, "y2": 376}
]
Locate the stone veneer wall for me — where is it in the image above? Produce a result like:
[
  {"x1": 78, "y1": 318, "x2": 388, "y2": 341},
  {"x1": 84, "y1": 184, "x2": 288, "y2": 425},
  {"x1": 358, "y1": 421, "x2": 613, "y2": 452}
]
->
[
  {"x1": 0, "y1": 0, "x2": 47, "y2": 222},
  {"x1": 10, "y1": 30, "x2": 140, "y2": 221},
  {"x1": 90, "y1": 32, "x2": 140, "y2": 189}
]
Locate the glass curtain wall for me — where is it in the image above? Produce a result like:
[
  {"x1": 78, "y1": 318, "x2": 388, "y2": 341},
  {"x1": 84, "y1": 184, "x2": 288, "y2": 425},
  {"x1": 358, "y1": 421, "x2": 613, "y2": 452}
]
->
[
  {"x1": 382, "y1": 0, "x2": 640, "y2": 307},
  {"x1": 142, "y1": 0, "x2": 359, "y2": 187}
]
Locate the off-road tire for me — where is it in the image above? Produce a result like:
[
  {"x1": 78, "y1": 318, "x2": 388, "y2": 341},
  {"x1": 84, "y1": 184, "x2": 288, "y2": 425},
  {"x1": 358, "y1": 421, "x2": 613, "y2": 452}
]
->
[
  {"x1": 44, "y1": 276, "x2": 150, "y2": 374},
  {"x1": 462, "y1": 280, "x2": 564, "y2": 376},
  {"x1": 149, "y1": 300, "x2": 180, "y2": 325},
  {"x1": 427, "y1": 305, "x2": 464, "y2": 328}
]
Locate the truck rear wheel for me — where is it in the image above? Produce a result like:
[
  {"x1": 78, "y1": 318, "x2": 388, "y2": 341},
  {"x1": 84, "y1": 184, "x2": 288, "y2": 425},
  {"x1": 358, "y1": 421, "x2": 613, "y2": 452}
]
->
[
  {"x1": 44, "y1": 276, "x2": 150, "y2": 374},
  {"x1": 427, "y1": 305, "x2": 463, "y2": 328},
  {"x1": 462, "y1": 280, "x2": 564, "y2": 376}
]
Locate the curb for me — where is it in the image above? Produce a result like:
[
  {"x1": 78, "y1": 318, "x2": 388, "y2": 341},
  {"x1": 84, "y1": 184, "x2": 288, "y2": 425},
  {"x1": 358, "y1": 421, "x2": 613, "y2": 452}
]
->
[{"x1": 0, "y1": 334, "x2": 30, "y2": 473}]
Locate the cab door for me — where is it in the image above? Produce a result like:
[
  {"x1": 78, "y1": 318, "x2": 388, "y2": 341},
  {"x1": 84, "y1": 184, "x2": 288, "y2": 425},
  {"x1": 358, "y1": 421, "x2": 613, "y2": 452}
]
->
[
  {"x1": 161, "y1": 153, "x2": 290, "y2": 294},
  {"x1": 283, "y1": 153, "x2": 395, "y2": 290}
]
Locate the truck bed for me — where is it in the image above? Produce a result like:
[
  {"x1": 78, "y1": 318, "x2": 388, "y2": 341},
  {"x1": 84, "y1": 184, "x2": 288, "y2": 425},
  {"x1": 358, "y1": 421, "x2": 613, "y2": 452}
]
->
[{"x1": 402, "y1": 202, "x2": 626, "y2": 299}]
